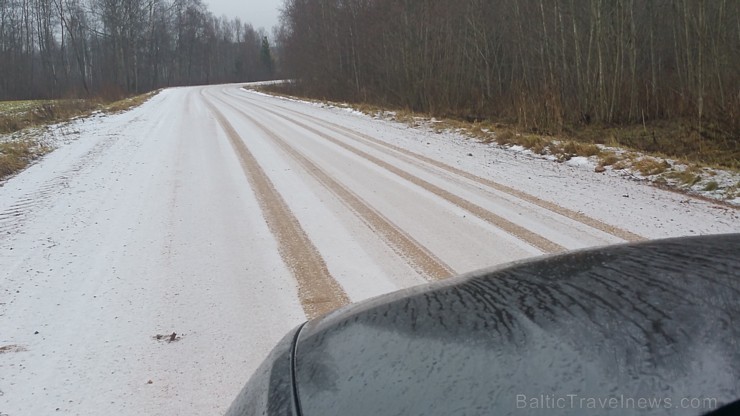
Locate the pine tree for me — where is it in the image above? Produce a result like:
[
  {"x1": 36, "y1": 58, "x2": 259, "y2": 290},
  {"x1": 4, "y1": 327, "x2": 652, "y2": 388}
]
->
[{"x1": 260, "y1": 36, "x2": 274, "y2": 79}]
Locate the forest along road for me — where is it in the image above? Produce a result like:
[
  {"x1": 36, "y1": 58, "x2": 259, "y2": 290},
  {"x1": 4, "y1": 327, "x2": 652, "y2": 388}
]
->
[{"x1": 1, "y1": 85, "x2": 738, "y2": 416}]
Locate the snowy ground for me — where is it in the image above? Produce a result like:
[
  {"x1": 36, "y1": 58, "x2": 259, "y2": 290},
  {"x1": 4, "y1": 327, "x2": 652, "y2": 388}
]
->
[{"x1": 1, "y1": 84, "x2": 738, "y2": 416}]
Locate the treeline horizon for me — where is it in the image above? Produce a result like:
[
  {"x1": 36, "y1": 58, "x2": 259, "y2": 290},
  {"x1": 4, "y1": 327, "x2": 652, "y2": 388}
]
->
[
  {"x1": 1, "y1": 0, "x2": 275, "y2": 100},
  {"x1": 277, "y1": 0, "x2": 739, "y2": 138}
]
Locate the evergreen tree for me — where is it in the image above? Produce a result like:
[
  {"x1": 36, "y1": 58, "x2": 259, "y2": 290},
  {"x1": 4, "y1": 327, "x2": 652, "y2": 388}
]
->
[{"x1": 260, "y1": 36, "x2": 274, "y2": 79}]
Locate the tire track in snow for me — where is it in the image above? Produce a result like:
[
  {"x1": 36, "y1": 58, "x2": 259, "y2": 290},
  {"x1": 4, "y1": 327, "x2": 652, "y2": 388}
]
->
[
  {"x1": 0, "y1": 136, "x2": 118, "y2": 240},
  {"x1": 236, "y1": 92, "x2": 644, "y2": 243},
  {"x1": 224, "y1": 94, "x2": 564, "y2": 254},
  {"x1": 204, "y1": 99, "x2": 349, "y2": 319},
  {"x1": 212, "y1": 94, "x2": 455, "y2": 281}
]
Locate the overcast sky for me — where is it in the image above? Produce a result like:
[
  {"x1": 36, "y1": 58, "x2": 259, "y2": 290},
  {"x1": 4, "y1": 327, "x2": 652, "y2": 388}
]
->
[{"x1": 205, "y1": 0, "x2": 282, "y2": 32}]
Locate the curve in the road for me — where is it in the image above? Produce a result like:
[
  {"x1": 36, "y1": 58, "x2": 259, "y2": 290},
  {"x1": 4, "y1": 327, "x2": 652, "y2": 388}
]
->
[{"x1": 204, "y1": 99, "x2": 350, "y2": 319}]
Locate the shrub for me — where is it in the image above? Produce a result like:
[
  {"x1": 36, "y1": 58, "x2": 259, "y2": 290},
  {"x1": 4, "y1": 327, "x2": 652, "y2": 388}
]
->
[{"x1": 703, "y1": 181, "x2": 719, "y2": 191}]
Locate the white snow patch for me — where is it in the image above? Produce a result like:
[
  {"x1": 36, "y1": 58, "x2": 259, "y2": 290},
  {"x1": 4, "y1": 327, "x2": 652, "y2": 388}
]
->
[{"x1": 565, "y1": 156, "x2": 595, "y2": 169}]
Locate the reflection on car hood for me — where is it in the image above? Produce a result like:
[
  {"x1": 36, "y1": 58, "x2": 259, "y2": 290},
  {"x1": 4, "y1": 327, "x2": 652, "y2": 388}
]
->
[{"x1": 294, "y1": 235, "x2": 739, "y2": 416}]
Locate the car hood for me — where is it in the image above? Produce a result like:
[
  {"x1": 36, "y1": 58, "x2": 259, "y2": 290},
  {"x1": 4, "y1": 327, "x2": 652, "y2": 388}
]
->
[{"x1": 292, "y1": 235, "x2": 740, "y2": 415}]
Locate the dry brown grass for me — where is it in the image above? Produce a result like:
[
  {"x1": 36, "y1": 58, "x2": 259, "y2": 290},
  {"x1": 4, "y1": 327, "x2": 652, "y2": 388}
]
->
[
  {"x1": 0, "y1": 91, "x2": 156, "y2": 135},
  {"x1": 611, "y1": 160, "x2": 630, "y2": 170},
  {"x1": 663, "y1": 170, "x2": 702, "y2": 186},
  {"x1": 520, "y1": 135, "x2": 549, "y2": 150},
  {"x1": 104, "y1": 90, "x2": 158, "y2": 113},
  {"x1": 549, "y1": 141, "x2": 601, "y2": 159},
  {"x1": 493, "y1": 130, "x2": 516, "y2": 145},
  {"x1": 0, "y1": 140, "x2": 49, "y2": 180},
  {"x1": 463, "y1": 116, "x2": 735, "y2": 173},
  {"x1": 572, "y1": 121, "x2": 739, "y2": 171},
  {"x1": 0, "y1": 99, "x2": 98, "y2": 134},
  {"x1": 530, "y1": 139, "x2": 549, "y2": 155},
  {"x1": 600, "y1": 153, "x2": 620, "y2": 166},
  {"x1": 393, "y1": 109, "x2": 418, "y2": 125},
  {"x1": 632, "y1": 158, "x2": 671, "y2": 176},
  {"x1": 703, "y1": 181, "x2": 719, "y2": 191},
  {"x1": 353, "y1": 102, "x2": 384, "y2": 115},
  {"x1": 725, "y1": 182, "x2": 740, "y2": 200}
]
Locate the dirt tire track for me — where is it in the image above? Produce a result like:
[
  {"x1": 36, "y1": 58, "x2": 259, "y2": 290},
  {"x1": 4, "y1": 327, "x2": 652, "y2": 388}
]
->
[
  {"x1": 203, "y1": 98, "x2": 349, "y2": 319},
  {"x1": 212, "y1": 94, "x2": 455, "y2": 281},
  {"x1": 235, "y1": 92, "x2": 644, "y2": 243},
  {"x1": 223, "y1": 93, "x2": 564, "y2": 254}
]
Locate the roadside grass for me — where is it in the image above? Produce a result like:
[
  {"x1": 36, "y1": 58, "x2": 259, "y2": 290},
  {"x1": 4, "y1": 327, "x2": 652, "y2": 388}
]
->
[
  {"x1": 570, "y1": 121, "x2": 739, "y2": 171},
  {"x1": 725, "y1": 182, "x2": 740, "y2": 200},
  {"x1": 661, "y1": 168, "x2": 703, "y2": 186},
  {"x1": 632, "y1": 158, "x2": 672, "y2": 176},
  {"x1": 0, "y1": 140, "x2": 51, "y2": 180},
  {"x1": 599, "y1": 153, "x2": 620, "y2": 166},
  {"x1": 0, "y1": 92, "x2": 157, "y2": 135},
  {"x1": 703, "y1": 181, "x2": 719, "y2": 192},
  {"x1": 0, "y1": 90, "x2": 158, "y2": 181},
  {"x1": 0, "y1": 99, "x2": 96, "y2": 134},
  {"x1": 458, "y1": 121, "x2": 737, "y2": 174},
  {"x1": 104, "y1": 91, "x2": 159, "y2": 113}
]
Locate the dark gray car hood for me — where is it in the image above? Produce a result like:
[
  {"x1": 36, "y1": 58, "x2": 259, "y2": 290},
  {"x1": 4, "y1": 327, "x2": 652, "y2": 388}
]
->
[{"x1": 292, "y1": 235, "x2": 739, "y2": 415}]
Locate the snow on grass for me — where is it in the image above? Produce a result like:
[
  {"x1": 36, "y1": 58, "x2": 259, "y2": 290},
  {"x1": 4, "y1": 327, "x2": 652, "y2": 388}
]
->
[{"x1": 564, "y1": 156, "x2": 593, "y2": 169}]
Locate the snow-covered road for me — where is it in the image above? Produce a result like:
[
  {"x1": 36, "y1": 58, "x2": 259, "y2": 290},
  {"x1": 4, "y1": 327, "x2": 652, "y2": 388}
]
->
[{"x1": 1, "y1": 85, "x2": 738, "y2": 415}]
